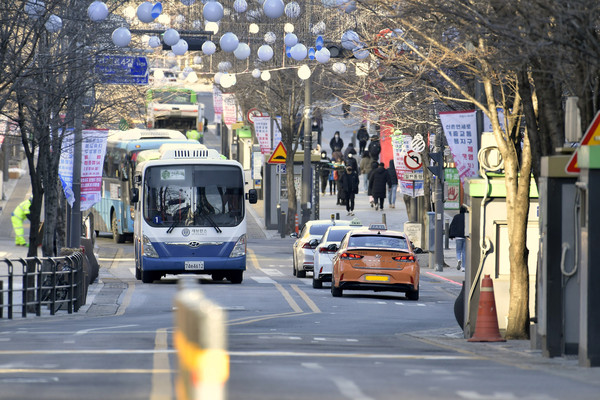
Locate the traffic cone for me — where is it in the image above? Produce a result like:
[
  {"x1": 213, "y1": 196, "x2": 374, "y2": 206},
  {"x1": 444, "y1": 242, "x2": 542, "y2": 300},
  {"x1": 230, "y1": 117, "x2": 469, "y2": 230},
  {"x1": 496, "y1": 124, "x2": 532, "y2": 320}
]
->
[{"x1": 468, "y1": 274, "x2": 506, "y2": 342}]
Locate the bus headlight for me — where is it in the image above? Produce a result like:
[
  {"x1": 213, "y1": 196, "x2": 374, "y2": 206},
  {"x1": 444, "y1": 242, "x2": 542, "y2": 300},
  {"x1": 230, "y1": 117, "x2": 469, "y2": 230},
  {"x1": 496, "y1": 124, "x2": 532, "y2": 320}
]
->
[
  {"x1": 130, "y1": 206, "x2": 135, "y2": 220},
  {"x1": 142, "y1": 235, "x2": 159, "y2": 258},
  {"x1": 229, "y1": 234, "x2": 246, "y2": 258}
]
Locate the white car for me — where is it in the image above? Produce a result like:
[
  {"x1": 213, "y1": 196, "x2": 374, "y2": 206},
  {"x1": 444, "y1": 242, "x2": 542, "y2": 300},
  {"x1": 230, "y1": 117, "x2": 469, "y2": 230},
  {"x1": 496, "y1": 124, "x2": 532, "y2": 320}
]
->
[
  {"x1": 312, "y1": 221, "x2": 363, "y2": 288},
  {"x1": 291, "y1": 218, "x2": 354, "y2": 278}
]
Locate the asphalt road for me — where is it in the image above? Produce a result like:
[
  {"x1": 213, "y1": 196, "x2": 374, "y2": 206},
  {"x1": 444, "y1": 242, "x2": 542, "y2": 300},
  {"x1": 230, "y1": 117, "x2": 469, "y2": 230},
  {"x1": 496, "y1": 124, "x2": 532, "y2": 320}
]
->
[{"x1": 1, "y1": 235, "x2": 600, "y2": 400}]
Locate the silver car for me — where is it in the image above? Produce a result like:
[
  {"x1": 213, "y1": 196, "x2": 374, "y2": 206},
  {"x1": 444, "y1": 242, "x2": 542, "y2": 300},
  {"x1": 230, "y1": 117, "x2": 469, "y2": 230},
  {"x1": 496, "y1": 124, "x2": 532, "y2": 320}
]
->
[
  {"x1": 291, "y1": 219, "x2": 353, "y2": 278},
  {"x1": 312, "y1": 222, "x2": 363, "y2": 288}
]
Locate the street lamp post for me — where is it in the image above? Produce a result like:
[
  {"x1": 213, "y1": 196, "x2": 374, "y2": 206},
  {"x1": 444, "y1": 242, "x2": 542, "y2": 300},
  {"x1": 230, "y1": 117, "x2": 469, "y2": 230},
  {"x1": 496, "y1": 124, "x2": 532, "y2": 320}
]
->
[{"x1": 301, "y1": 73, "x2": 312, "y2": 226}]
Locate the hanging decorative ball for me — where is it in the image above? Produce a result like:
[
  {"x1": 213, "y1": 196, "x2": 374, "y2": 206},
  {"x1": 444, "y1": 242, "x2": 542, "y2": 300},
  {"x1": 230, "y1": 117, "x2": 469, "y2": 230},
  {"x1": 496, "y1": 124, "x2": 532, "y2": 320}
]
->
[
  {"x1": 332, "y1": 62, "x2": 347, "y2": 74},
  {"x1": 151, "y1": 2, "x2": 163, "y2": 19},
  {"x1": 353, "y1": 45, "x2": 369, "y2": 59},
  {"x1": 220, "y1": 32, "x2": 239, "y2": 52},
  {"x1": 163, "y1": 29, "x2": 180, "y2": 46},
  {"x1": 202, "y1": 40, "x2": 216, "y2": 55},
  {"x1": 311, "y1": 21, "x2": 326, "y2": 35},
  {"x1": 264, "y1": 31, "x2": 276, "y2": 44},
  {"x1": 257, "y1": 45, "x2": 274, "y2": 61},
  {"x1": 214, "y1": 72, "x2": 223, "y2": 85},
  {"x1": 45, "y1": 14, "x2": 62, "y2": 33},
  {"x1": 263, "y1": 0, "x2": 284, "y2": 19},
  {"x1": 88, "y1": 1, "x2": 109, "y2": 22},
  {"x1": 252, "y1": 69, "x2": 261, "y2": 78},
  {"x1": 308, "y1": 47, "x2": 316, "y2": 60},
  {"x1": 297, "y1": 64, "x2": 311, "y2": 80},
  {"x1": 221, "y1": 73, "x2": 237, "y2": 88},
  {"x1": 315, "y1": 35, "x2": 324, "y2": 51},
  {"x1": 203, "y1": 1, "x2": 224, "y2": 22},
  {"x1": 285, "y1": 2, "x2": 301, "y2": 18},
  {"x1": 284, "y1": 23, "x2": 294, "y2": 33},
  {"x1": 175, "y1": 14, "x2": 185, "y2": 25},
  {"x1": 172, "y1": 39, "x2": 188, "y2": 56},
  {"x1": 246, "y1": 9, "x2": 261, "y2": 22},
  {"x1": 204, "y1": 21, "x2": 219, "y2": 34},
  {"x1": 112, "y1": 27, "x2": 132, "y2": 47},
  {"x1": 194, "y1": 56, "x2": 203, "y2": 65},
  {"x1": 284, "y1": 33, "x2": 298, "y2": 47},
  {"x1": 260, "y1": 71, "x2": 271, "y2": 81},
  {"x1": 137, "y1": 2, "x2": 155, "y2": 23},
  {"x1": 286, "y1": 46, "x2": 291, "y2": 58},
  {"x1": 25, "y1": 0, "x2": 45, "y2": 19},
  {"x1": 233, "y1": 0, "x2": 248, "y2": 13},
  {"x1": 290, "y1": 43, "x2": 307, "y2": 61},
  {"x1": 148, "y1": 36, "x2": 161, "y2": 48},
  {"x1": 315, "y1": 47, "x2": 330, "y2": 63},
  {"x1": 234, "y1": 43, "x2": 251, "y2": 60},
  {"x1": 218, "y1": 61, "x2": 232, "y2": 71},
  {"x1": 341, "y1": 30, "x2": 360, "y2": 50},
  {"x1": 249, "y1": 23, "x2": 259, "y2": 34}
]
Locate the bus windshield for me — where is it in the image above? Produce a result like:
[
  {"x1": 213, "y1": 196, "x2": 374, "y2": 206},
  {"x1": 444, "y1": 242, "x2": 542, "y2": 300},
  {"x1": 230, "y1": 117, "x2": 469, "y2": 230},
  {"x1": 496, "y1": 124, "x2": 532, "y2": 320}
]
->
[
  {"x1": 150, "y1": 90, "x2": 193, "y2": 105},
  {"x1": 143, "y1": 164, "x2": 244, "y2": 229}
]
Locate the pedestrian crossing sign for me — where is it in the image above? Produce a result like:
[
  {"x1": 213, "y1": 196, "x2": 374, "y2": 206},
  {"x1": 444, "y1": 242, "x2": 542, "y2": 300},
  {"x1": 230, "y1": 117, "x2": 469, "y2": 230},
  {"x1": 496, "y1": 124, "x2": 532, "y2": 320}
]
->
[{"x1": 267, "y1": 142, "x2": 287, "y2": 164}]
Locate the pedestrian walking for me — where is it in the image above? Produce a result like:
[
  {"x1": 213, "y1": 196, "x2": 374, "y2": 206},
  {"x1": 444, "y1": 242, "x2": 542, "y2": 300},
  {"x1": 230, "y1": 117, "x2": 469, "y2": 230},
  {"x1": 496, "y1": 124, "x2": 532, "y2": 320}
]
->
[
  {"x1": 346, "y1": 152, "x2": 358, "y2": 173},
  {"x1": 449, "y1": 205, "x2": 468, "y2": 272},
  {"x1": 367, "y1": 160, "x2": 379, "y2": 207},
  {"x1": 335, "y1": 163, "x2": 346, "y2": 206},
  {"x1": 357, "y1": 124, "x2": 369, "y2": 154},
  {"x1": 319, "y1": 151, "x2": 331, "y2": 195},
  {"x1": 329, "y1": 131, "x2": 344, "y2": 154},
  {"x1": 340, "y1": 166, "x2": 359, "y2": 216},
  {"x1": 343, "y1": 142, "x2": 357, "y2": 161},
  {"x1": 368, "y1": 162, "x2": 390, "y2": 211},
  {"x1": 387, "y1": 160, "x2": 398, "y2": 208},
  {"x1": 359, "y1": 152, "x2": 373, "y2": 193},
  {"x1": 368, "y1": 135, "x2": 381, "y2": 162},
  {"x1": 11, "y1": 197, "x2": 32, "y2": 246}
]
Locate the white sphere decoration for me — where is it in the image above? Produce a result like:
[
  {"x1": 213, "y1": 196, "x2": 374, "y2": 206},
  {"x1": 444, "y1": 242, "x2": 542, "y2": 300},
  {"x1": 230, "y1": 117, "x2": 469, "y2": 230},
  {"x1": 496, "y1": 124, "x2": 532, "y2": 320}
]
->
[
  {"x1": 257, "y1": 45, "x2": 274, "y2": 61},
  {"x1": 252, "y1": 69, "x2": 261, "y2": 78},
  {"x1": 203, "y1": 1, "x2": 224, "y2": 22},
  {"x1": 234, "y1": 43, "x2": 251, "y2": 60},
  {"x1": 353, "y1": 45, "x2": 369, "y2": 59},
  {"x1": 284, "y1": 33, "x2": 298, "y2": 47},
  {"x1": 172, "y1": 39, "x2": 188, "y2": 56},
  {"x1": 260, "y1": 71, "x2": 271, "y2": 81},
  {"x1": 220, "y1": 32, "x2": 239, "y2": 52},
  {"x1": 137, "y1": 2, "x2": 154, "y2": 23},
  {"x1": 88, "y1": 1, "x2": 109, "y2": 22},
  {"x1": 284, "y1": 23, "x2": 294, "y2": 33},
  {"x1": 233, "y1": 0, "x2": 247, "y2": 13},
  {"x1": 218, "y1": 61, "x2": 232, "y2": 71},
  {"x1": 214, "y1": 72, "x2": 223, "y2": 85},
  {"x1": 290, "y1": 43, "x2": 307, "y2": 61},
  {"x1": 157, "y1": 13, "x2": 170, "y2": 25},
  {"x1": 112, "y1": 27, "x2": 132, "y2": 47},
  {"x1": 341, "y1": 30, "x2": 360, "y2": 50},
  {"x1": 166, "y1": 51, "x2": 176, "y2": 64},
  {"x1": 221, "y1": 73, "x2": 237, "y2": 88},
  {"x1": 263, "y1": 0, "x2": 284, "y2": 19},
  {"x1": 45, "y1": 14, "x2": 62, "y2": 33},
  {"x1": 25, "y1": 0, "x2": 45, "y2": 19},
  {"x1": 194, "y1": 56, "x2": 202, "y2": 65},
  {"x1": 264, "y1": 32, "x2": 276, "y2": 44},
  {"x1": 163, "y1": 29, "x2": 180, "y2": 46},
  {"x1": 311, "y1": 21, "x2": 326, "y2": 35},
  {"x1": 298, "y1": 65, "x2": 311, "y2": 80},
  {"x1": 249, "y1": 23, "x2": 259, "y2": 34},
  {"x1": 285, "y1": 2, "x2": 301, "y2": 18},
  {"x1": 332, "y1": 62, "x2": 347, "y2": 74},
  {"x1": 175, "y1": 14, "x2": 185, "y2": 25},
  {"x1": 315, "y1": 47, "x2": 330, "y2": 63},
  {"x1": 201, "y1": 40, "x2": 216, "y2": 55},
  {"x1": 148, "y1": 36, "x2": 161, "y2": 48},
  {"x1": 204, "y1": 21, "x2": 219, "y2": 34}
]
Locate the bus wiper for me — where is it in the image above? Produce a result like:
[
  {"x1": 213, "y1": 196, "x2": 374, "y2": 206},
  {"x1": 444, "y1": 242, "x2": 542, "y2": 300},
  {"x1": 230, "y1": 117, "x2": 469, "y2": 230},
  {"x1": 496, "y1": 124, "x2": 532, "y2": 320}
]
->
[
  {"x1": 197, "y1": 208, "x2": 222, "y2": 233},
  {"x1": 167, "y1": 219, "x2": 180, "y2": 234}
]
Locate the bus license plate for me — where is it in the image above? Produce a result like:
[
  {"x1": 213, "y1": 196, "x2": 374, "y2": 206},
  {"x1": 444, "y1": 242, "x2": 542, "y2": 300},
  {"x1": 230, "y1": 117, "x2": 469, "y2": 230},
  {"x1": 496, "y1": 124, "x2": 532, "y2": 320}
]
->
[{"x1": 185, "y1": 261, "x2": 204, "y2": 271}]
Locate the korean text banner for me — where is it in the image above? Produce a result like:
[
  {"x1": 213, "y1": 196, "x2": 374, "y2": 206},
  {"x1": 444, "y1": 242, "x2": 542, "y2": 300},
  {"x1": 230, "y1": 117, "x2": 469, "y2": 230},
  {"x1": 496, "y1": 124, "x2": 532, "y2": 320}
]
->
[
  {"x1": 439, "y1": 111, "x2": 479, "y2": 183},
  {"x1": 253, "y1": 116, "x2": 272, "y2": 155}
]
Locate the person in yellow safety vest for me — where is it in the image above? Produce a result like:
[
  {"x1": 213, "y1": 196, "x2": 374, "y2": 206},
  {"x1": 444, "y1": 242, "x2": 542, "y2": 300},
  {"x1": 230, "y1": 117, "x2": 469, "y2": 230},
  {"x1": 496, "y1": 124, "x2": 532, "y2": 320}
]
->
[
  {"x1": 186, "y1": 129, "x2": 204, "y2": 144},
  {"x1": 12, "y1": 197, "x2": 32, "y2": 247}
]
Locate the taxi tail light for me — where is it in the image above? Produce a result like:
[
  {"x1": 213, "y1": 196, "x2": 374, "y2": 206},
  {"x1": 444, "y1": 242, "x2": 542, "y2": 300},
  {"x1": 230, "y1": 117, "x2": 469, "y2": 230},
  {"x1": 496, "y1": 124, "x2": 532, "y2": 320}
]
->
[
  {"x1": 303, "y1": 243, "x2": 317, "y2": 249},
  {"x1": 339, "y1": 252, "x2": 363, "y2": 260},
  {"x1": 319, "y1": 247, "x2": 336, "y2": 253},
  {"x1": 392, "y1": 255, "x2": 415, "y2": 262}
]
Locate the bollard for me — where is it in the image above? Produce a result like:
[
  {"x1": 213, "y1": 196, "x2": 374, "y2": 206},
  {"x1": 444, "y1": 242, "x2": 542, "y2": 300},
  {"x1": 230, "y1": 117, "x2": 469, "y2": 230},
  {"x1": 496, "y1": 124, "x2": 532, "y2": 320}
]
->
[
  {"x1": 445, "y1": 220, "x2": 450, "y2": 249},
  {"x1": 335, "y1": 212, "x2": 340, "y2": 220},
  {"x1": 294, "y1": 214, "x2": 299, "y2": 234},
  {"x1": 382, "y1": 213, "x2": 386, "y2": 226}
]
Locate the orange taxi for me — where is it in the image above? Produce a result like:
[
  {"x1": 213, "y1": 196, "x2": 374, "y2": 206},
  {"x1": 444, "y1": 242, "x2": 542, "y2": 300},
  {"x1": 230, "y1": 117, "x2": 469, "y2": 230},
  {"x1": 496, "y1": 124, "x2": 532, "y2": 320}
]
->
[{"x1": 330, "y1": 224, "x2": 420, "y2": 300}]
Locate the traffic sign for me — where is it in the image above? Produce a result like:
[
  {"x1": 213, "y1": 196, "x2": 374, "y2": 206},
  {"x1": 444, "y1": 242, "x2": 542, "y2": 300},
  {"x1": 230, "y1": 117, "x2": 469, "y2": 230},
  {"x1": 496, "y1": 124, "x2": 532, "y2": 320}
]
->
[
  {"x1": 268, "y1": 141, "x2": 287, "y2": 164},
  {"x1": 566, "y1": 109, "x2": 600, "y2": 174},
  {"x1": 247, "y1": 108, "x2": 263, "y2": 124},
  {"x1": 411, "y1": 136, "x2": 426, "y2": 153},
  {"x1": 404, "y1": 150, "x2": 422, "y2": 170},
  {"x1": 403, "y1": 171, "x2": 424, "y2": 181},
  {"x1": 95, "y1": 55, "x2": 149, "y2": 85}
]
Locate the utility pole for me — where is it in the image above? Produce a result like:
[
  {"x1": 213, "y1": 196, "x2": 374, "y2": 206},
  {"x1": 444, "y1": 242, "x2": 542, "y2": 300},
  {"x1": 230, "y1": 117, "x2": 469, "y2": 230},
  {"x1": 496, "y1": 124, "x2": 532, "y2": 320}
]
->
[
  {"x1": 301, "y1": 74, "x2": 312, "y2": 226},
  {"x1": 427, "y1": 134, "x2": 445, "y2": 272}
]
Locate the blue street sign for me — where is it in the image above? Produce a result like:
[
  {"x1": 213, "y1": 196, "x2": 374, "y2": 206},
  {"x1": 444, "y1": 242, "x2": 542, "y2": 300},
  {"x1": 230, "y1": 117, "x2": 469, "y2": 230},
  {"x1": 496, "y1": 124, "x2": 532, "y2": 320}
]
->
[{"x1": 95, "y1": 55, "x2": 149, "y2": 85}]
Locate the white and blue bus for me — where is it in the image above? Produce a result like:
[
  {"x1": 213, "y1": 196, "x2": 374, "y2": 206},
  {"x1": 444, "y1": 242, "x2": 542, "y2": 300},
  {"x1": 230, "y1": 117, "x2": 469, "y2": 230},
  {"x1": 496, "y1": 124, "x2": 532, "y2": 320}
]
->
[
  {"x1": 131, "y1": 143, "x2": 257, "y2": 283},
  {"x1": 84, "y1": 128, "x2": 196, "y2": 243}
]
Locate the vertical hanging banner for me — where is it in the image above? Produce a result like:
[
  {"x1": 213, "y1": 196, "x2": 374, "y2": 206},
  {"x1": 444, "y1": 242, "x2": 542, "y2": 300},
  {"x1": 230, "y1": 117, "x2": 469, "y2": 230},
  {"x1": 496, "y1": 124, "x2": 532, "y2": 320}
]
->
[
  {"x1": 439, "y1": 110, "x2": 479, "y2": 184},
  {"x1": 212, "y1": 85, "x2": 223, "y2": 118},
  {"x1": 221, "y1": 93, "x2": 237, "y2": 128},
  {"x1": 393, "y1": 134, "x2": 424, "y2": 198},
  {"x1": 253, "y1": 116, "x2": 272, "y2": 155},
  {"x1": 59, "y1": 129, "x2": 108, "y2": 210},
  {"x1": 272, "y1": 116, "x2": 282, "y2": 149},
  {"x1": 444, "y1": 167, "x2": 460, "y2": 209}
]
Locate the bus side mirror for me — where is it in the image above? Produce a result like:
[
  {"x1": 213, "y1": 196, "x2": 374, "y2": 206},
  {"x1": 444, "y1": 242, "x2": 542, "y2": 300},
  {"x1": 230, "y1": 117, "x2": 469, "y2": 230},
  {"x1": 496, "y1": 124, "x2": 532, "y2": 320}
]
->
[
  {"x1": 246, "y1": 189, "x2": 258, "y2": 204},
  {"x1": 120, "y1": 165, "x2": 129, "y2": 182},
  {"x1": 130, "y1": 188, "x2": 139, "y2": 203}
]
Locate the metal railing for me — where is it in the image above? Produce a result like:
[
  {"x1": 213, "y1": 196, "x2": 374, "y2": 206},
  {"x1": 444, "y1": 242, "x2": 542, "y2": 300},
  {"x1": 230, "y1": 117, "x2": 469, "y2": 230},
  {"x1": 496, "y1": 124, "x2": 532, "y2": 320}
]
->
[{"x1": 0, "y1": 253, "x2": 86, "y2": 319}]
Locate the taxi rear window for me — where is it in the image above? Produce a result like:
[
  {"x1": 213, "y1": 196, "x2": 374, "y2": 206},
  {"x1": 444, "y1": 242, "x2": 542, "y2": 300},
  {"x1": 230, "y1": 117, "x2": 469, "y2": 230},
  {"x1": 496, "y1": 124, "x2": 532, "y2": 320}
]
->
[
  {"x1": 348, "y1": 235, "x2": 408, "y2": 250},
  {"x1": 325, "y1": 228, "x2": 352, "y2": 242},
  {"x1": 309, "y1": 224, "x2": 331, "y2": 236}
]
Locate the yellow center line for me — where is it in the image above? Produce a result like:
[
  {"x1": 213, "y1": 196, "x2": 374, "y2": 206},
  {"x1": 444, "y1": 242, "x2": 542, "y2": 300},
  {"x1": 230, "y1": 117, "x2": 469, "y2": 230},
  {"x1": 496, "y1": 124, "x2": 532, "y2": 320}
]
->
[
  {"x1": 150, "y1": 328, "x2": 173, "y2": 400},
  {"x1": 274, "y1": 283, "x2": 303, "y2": 313},
  {"x1": 291, "y1": 284, "x2": 321, "y2": 313},
  {"x1": 247, "y1": 248, "x2": 262, "y2": 271}
]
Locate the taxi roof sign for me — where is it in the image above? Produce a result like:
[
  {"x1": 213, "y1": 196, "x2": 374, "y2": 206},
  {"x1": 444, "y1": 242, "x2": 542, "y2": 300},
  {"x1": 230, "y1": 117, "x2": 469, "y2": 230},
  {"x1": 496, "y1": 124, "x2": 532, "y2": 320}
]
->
[
  {"x1": 350, "y1": 218, "x2": 362, "y2": 226},
  {"x1": 369, "y1": 223, "x2": 387, "y2": 231},
  {"x1": 267, "y1": 141, "x2": 287, "y2": 164}
]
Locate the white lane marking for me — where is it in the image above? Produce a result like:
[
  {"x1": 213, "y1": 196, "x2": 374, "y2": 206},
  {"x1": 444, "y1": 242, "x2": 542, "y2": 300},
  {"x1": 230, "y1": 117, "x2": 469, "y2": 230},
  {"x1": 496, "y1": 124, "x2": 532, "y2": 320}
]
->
[
  {"x1": 128, "y1": 268, "x2": 136, "y2": 277},
  {"x1": 251, "y1": 276, "x2": 277, "y2": 284},
  {"x1": 456, "y1": 392, "x2": 558, "y2": 400},
  {"x1": 332, "y1": 377, "x2": 374, "y2": 400},
  {"x1": 97, "y1": 258, "x2": 135, "y2": 262},
  {"x1": 75, "y1": 324, "x2": 138, "y2": 336},
  {"x1": 227, "y1": 351, "x2": 478, "y2": 360},
  {"x1": 302, "y1": 363, "x2": 323, "y2": 370},
  {"x1": 261, "y1": 268, "x2": 284, "y2": 276}
]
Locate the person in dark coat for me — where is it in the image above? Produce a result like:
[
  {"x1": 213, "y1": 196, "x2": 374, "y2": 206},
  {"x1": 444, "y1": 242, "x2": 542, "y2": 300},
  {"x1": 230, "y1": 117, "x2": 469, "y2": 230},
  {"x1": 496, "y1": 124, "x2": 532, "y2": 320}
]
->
[
  {"x1": 368, "y1": 135, "x2": 381, "y2": 162},
  {"x1": 346, "y1": 152, "x2": 358, "y2": 173},
  {"x1": 387, "y1": 160, "x2": 399, "y2": 208},
  {"x1": 449, "y1": 205, "x2": 468, "y2": 271},
  {"x1": 367, "y1": 160, "x2": 379, "y2": 207},
  {"x1": 343, "y1": 142, "x2": 357, "y2": 160},
  {"x1": 319, "y1": 151, "x2": 332, "y2": 195},
  {"x1": 368, "y1": 162, "x2": 390, "y2": 210},
  {"x1": 340, "y1": 165, "x2": 359, "y2": 216},
  {"x1": 357, "y1": 124, "x2": 369, "y2": 154},
  {"x1": 336, "y1": 162, "x2": 346, "y2": 206},
  {"x1": 329, "y1": 131, "x2": 344, "y2": 153}
]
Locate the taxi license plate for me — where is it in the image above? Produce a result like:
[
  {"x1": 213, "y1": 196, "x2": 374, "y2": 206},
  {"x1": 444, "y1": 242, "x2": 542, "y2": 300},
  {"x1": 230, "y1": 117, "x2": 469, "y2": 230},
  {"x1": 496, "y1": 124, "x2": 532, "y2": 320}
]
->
[
  {"x1": 365, "y1": 275, "x2": 389, "y2": 282},
  {"x1": 185, "y1": 261, "x2": 204, "y2": 271}
]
